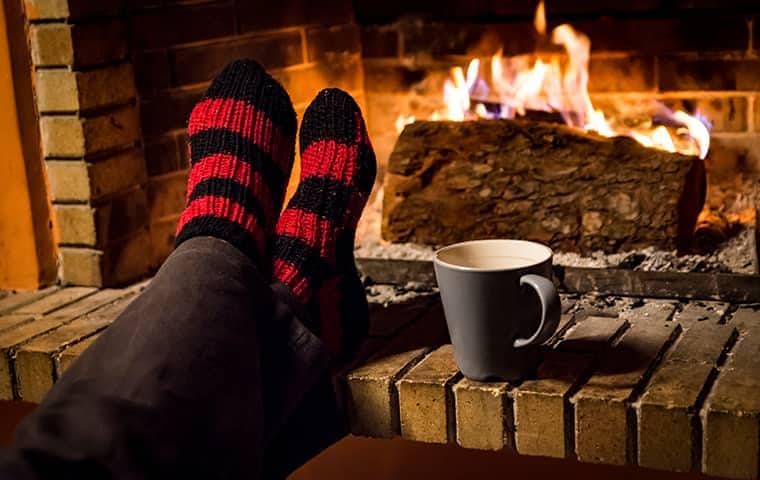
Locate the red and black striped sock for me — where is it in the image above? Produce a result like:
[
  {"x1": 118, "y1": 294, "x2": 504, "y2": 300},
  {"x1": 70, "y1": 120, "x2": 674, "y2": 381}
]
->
[
  {"x1": 175, "y1": 60, "x2": 296, "y2": 269},
  {"x1": 273, "y1": 89, "x2": 376, "y2": 360}
]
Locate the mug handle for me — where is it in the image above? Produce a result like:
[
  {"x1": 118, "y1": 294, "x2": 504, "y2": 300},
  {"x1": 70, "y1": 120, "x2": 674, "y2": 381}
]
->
[{"x1": 513, "y1": 274, "x2": 561, "y2": 348}]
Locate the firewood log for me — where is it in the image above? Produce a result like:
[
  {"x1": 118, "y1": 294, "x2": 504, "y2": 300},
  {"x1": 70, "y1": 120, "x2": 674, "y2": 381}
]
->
[{"x1": 382, "y1": 119, "x2": 705, "y2": 253}]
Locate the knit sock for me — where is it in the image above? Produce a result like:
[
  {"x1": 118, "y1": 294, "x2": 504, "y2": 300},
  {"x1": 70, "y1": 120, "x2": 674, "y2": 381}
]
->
[
  {"x1": 273, "y1": 89, "x2": 377, "y2": 360},
  {"x1": 175, "y1": 59, "x2": 297, "y2": 268}
]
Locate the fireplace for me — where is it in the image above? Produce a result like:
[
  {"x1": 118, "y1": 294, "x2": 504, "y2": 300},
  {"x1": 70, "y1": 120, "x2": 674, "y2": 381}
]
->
[
  {"x1": 354, "y1": 1, "x2": 760, "y2": 276},
  {"x1": 13, "y1": 0, "x2": 760, "y2": 286}
]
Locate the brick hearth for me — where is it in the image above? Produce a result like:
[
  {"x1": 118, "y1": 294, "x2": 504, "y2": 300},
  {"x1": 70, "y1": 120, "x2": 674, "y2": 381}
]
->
[
  {"x1": 1, "y1": 282, "x2": 758, "y2": 478},
  {"x1": 346, "y1": 294, "x2": 760, "y2": 480}
]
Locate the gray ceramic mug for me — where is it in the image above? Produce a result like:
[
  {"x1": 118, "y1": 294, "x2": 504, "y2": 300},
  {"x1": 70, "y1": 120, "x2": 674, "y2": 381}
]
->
[{"x1": 433, "y1": 239, "x2": 561, "y2": 381}]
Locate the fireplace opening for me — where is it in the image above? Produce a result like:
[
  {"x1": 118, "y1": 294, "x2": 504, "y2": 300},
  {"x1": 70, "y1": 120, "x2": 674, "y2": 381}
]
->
[{"x1": 353, "y1": 1, "x2": 760, "y2": 275}]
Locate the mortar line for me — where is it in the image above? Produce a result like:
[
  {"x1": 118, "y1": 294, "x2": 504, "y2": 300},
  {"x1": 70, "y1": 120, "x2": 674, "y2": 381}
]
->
[
  {"x1": 689, "y1": 326, "x2": 741, "y2": 471},
  {"x1": 163, "y1": 25, "x2": 305, "y2": 52},
  {"x1": 38, "y1": 98, "x2": 138, "y2": 119},
  {"x1": 445, "y1": 372, "x2": 464, "y2": 444},
  {"x1": 503, "y1": 385, "x2": 516, "y2": 450},
  {"x1": 625, "y1": 322, "x2": 683, "y2": 465},
  {"x1": 389, "y1": 347, "x2": 434, "y2": 435},
  {"x1": 7, "y1": 290, "x2": 136, "y2": 400},
  {"x1": 549, "y1": 310, "x2": 580, "y2": 348},
  {"x1": 26, "y1": 289, "x2": 101, "y2": 317},
  {"x1": 719, "y1": 304, "x2": 742, "y2": 325},
  {"x1": 0, "y1": 288, "x2": 60, "y2": 316},
  {"x1": 747, "y1": 17, "x2": 754, "y2": 56},
  {"x1": 746, "y1": 93, "x2": 755, "y2": 132},
  {"x1": 561, "y1": 317, "x2": 630, "y2": 459},
  {"x1": 563, "y1": 359, "x2": 598, "y2": 460}
]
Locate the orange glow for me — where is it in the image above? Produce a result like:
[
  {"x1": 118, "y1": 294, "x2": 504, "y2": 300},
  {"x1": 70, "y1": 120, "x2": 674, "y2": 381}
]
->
[{"x1": 395, "y1": 1, "x2": 711, "y2": 159}]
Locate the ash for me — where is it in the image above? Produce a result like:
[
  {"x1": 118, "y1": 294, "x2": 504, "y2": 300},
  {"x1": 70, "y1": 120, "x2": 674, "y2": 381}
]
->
[
  {"x1": 365, "y1": 282, "x2": 438, "y2": 306},
  {"x1": 355, "y1": 226, "x2": 757, "y2": 274},
  {"x1": 356, "y1": 241, "x2": 435, "y2": 261},
  {"x1": 555, "y1": 227, "x2": 756, "y2": 274}
]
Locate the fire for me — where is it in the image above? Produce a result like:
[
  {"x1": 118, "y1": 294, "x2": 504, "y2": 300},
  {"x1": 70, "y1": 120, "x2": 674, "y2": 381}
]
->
[
  {"x1": 534, "y1": 0, "x2": 547, "y2": 35},
  {"x1": 396, "y1": 1, "x2": 711, "y2": 159}
]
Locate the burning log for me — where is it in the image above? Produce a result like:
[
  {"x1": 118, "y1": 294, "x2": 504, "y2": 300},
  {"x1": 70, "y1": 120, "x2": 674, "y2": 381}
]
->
[{"x1": 382, "y1": 119, "x2": 706, "y2": 253}]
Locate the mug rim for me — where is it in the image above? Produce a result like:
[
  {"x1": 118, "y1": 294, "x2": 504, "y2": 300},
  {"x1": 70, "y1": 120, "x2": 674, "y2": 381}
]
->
[{"x1": 434, "y1": 239, "x2": 553, "y2": 273}]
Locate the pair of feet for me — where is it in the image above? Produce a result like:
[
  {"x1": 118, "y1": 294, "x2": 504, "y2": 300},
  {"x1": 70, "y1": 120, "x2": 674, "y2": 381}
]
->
[{"x1": 174, "y1": 60, "x2": 376, "y2": 361}]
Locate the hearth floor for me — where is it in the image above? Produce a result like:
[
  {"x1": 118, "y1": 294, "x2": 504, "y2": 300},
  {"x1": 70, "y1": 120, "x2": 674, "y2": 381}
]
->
[
  {"x1": 1, "y1": 282, "x2": 758, "y2": 479},
  {"x1": 350, "y1": 294, "x2": 760, "y2": 480}
]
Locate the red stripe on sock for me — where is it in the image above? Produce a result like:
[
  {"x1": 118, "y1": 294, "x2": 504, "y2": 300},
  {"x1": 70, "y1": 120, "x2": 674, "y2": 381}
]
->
[
  {"x1": 186, "y1": 153, "x2": 277, "y2": 226},
  {"x1": 273, "y1": 258, "x2": 311, "y2": 300},
  {"x1": 176, "y1": 195, "x2": 266, "y2": 253},
  {"x1": 300, "y1": 139, "x2": 358, "y2": 184},
  {"x1": 188, "y1": 98, "x2": 289, "y2": 158},
  {"x1": 275, "y1": 208, "x2": 338, "y2": 259},
  {"x1": 187, "y1": 154, "x2": 254, "y2": 196}
]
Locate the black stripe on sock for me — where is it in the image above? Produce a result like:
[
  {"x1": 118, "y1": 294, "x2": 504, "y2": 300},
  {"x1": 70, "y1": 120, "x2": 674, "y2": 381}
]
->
[
  {"x1": 286, "y1": 176, "x2": 351, "y2": 222},
  {"x1": 273, "y1": 234, "x2": 334, "y2": 291},
  {"x1": 188, "y1": 178, "x2": 269, "y2": 229},
  {"x1": 175, "y1": 215, "x2": 263, "y2": 267},
  {"x1": 190, "y1": 128, "x2": 286, "y2": 204},
  {"x1": 299, "y1": 89, "x2": 359, "y2": 149},
  {"x1": 203, "y1": 60, "x2": 297, "y2": 137}
]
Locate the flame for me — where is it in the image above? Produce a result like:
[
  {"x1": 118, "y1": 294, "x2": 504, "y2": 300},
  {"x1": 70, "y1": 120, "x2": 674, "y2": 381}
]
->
[
  {"x1": 534, "y1": 0, "x2": 546, "y2": 36},
  {"x1": 395, "y1": 0, "x2": 711, "y2": 159},
  {"x1": 673, "y1": 110, "x2": 711, "y2": 158},
  {"x1": 395, "y1": 114, "x2": 415, "y2": 133}
]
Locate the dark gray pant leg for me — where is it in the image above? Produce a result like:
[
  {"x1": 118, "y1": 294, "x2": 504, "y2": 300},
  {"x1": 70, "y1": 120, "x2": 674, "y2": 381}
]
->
[{"x1": 0, "y1": 237, "x2": 332, "y2": 479}]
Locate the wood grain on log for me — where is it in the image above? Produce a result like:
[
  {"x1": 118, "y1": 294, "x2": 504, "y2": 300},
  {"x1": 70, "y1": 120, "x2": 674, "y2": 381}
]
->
[{"x1": 382, "y1": 119, "x2": 705, "y2": 253}]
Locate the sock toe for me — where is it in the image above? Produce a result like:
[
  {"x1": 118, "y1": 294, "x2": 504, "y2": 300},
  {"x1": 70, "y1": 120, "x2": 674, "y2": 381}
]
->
[
  {"x1": 204, "y1": 59, "x2": 297, "y2": 140},
  {"x1": 299, "y1": 88, "x2": 362, "y2": 149}
]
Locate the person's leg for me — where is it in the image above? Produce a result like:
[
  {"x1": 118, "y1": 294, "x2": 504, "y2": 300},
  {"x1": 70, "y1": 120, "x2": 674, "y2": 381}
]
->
[
  {"x1": 263, "y1": 88, "x2": 378, "y2": 477},
  {"x1": 272, "y1": 88, "x2": 377, "y2": 362},
  {"x1": 0, "y1": 69, "x2": 377, "y2": 479},
  {"x1": 262, "y1": 372, "x2": 346, "y2": 479},
  {"x1": 2, "y1": 239, "x2": 261, "y2": 478},
  {"x1": 0, "y1": 61, "x2": 331, "y2": 479}
]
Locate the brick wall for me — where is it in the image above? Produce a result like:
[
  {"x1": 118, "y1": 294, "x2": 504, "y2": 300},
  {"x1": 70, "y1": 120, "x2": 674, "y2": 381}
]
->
[
  {"x1": 131, "y1": 0, "x2": 365, "y2": 270},
  {"x1": 23, "y1": 0, "x2": 364, "y2": 286},
  {"x1": 25, "y1": 0, "x2": 149, "y2": 287},
  {"x1": 356, "y1": 2, "x2": 760, "y2": 207}
]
